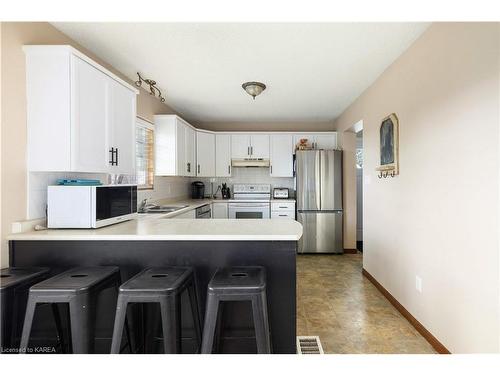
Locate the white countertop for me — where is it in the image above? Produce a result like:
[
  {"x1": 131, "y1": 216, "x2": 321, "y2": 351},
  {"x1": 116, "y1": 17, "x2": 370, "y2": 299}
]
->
[{"x1": 8, "y1": 219, "x2": 302, "y2": 241}]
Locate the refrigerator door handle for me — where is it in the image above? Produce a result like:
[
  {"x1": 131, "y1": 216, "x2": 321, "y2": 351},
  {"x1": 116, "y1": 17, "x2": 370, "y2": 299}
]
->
[{"x1": 315, "y1": 151, "x2": 321, "y2": 209}]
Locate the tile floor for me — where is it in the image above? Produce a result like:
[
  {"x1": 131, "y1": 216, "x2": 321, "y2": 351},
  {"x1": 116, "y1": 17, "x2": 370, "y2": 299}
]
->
[{"x1": 296, "y1": 253, "x2": 436, "y2": 354}]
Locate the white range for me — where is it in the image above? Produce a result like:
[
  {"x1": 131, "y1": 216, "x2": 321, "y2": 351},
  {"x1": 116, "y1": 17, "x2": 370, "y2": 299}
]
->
[{"x1": 228, "y1": 184, "x2": 271, "y2": 219}]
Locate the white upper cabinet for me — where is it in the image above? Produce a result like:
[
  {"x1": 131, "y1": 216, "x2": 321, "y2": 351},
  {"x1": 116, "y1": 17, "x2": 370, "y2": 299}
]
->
[
  {"x1": 270, "y1": 134, "x2": 294, "y2": 177},
  {"x1": 24, "y1": 45, "x2": 138, "y2": 174},
  {"x1": 293, "y1": 133, "x2": 337, "y2": 152},
  {"x1": 184, "y1": 123, "x2": 196, "y2": 176},
  {"x1": 215, "y1": 134, "x2": 232, "y2": 177},
  {"x1": 230, "y1": 134, "x2": 270, "y2": 159},
  {"x1": 314, "y1": 134, "x2": 337, "y2": 150},
  {"x1": 196, "y1": 131, "x2": 216, "y2": 177},
  {"x1": 231, "y1": 134, "x2": 251, "y2": 159},
  {"x1": 72, "y1": 56, "x2": 109, "y2": 173},
  {"x1": 108, "y1": 78, "x2": 137, "y2": 175},
  {"x1": 249, "y1": 134, "x2": 270, "y2": 159},
  {"x1": 155, "y1": 115, "x2": 199, "y2": 177}
]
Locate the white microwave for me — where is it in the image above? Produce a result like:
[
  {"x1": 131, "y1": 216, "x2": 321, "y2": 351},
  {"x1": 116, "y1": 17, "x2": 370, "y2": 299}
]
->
[{"x1": 47, "y1": 185, "x2": 138, "y2": 228}]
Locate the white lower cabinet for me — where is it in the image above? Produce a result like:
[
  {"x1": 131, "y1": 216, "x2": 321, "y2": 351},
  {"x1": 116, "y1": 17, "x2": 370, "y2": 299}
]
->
[
  {"x1": 212, "y1": 202, "x2": 228, "y2": 219},
  {"x1": 271, "y1": 201, "x2": 296, "y2": 220},
  {"x1": 174, "y1": 209, "x2": 196, "y2": 219}
]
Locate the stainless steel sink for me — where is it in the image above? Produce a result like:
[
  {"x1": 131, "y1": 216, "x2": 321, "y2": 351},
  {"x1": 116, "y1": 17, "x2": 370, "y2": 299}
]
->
[{"x1": 139, "y1": 205, "x2": 189, "y2": 213}]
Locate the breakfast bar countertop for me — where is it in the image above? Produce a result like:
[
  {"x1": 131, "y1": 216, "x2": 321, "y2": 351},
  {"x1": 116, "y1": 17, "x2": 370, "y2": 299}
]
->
[{"x1": 7, "y1": 218, "x2": 303, "y2": 241}]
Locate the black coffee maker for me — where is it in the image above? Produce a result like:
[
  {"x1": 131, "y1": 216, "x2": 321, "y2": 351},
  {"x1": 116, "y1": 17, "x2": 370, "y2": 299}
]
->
[{"x1": 191, "y1": 181, "x2": 205, "y2": 199}]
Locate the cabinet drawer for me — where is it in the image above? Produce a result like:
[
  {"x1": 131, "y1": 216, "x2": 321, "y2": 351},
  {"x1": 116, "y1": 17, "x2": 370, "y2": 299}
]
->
[
  {"x1": 271, "y1": 210, "x2": 295, "y2": 219},
  {"x1": 271, "y1": 201, "x2": 296, "y2": 211}
]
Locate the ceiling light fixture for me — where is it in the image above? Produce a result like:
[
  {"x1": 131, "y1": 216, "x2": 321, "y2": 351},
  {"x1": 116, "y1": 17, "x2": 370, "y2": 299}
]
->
[
  {"x1": 135, "y1": 72, "x2": 165, "y2": 102},
  {"x1": 242, "y1": 81, "x2": 266, "y2": 100}
]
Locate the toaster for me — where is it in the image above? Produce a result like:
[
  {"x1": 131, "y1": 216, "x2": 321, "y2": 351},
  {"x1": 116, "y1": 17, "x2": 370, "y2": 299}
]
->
[{"x1": 273, "y1": 188, "x2": 289, "y2": 199}]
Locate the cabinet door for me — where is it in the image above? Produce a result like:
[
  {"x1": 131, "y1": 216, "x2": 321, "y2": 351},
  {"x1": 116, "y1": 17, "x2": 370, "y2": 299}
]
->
[
  {"x1": 270, "y1": 134, "x2": 293, "y2": 177},
  {"x1": 72, "y1": 56, "x2": 109, "y2": 172},
  {"x1": 196, "y1": 131, "x2": 216, "y2": 177},
  {"x1": 250, "y1": 134, "x2": 270, "y2": 158},
  {"x1": 231, "y1": 134, "x2": 251, "y2": 159},
  {"x1": 215, "y1": 134, "x2": 232, "y2": 177},
  {"x1": 314, "y1": 134, "x2": 337, "y2": 150},
  {"x1": 212, "y1": 203, "x2": 228, "y2": 219},
  {"x1": 175, "y1": 121, "x2": 186, "y2": 176},
  {"x1": 184, "y1": 124, "x2": 196, "y2": 176},
  {"x1": 109, "y1": 79, "x2": 136, "y2": 175}
]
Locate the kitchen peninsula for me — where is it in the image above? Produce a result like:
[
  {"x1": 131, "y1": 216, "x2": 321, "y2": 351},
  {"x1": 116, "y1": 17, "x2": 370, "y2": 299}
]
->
[{"x1": 8, "y1": 218, "x2": 302, "y2": 354}]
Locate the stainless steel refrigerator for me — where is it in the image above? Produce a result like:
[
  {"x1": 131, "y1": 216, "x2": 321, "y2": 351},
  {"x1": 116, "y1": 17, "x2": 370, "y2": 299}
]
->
[{"x1": 295, "y1": 150, "x2": 343, "y2": 254}]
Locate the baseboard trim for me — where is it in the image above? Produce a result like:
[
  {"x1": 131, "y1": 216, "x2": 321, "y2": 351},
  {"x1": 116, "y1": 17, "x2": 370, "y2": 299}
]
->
[
  {"x1": 362, "y1": 268, "x2": 451, "y2": 354},
  {"x1": 343, "y1": 248, "x2": 358, "y2": 254}
]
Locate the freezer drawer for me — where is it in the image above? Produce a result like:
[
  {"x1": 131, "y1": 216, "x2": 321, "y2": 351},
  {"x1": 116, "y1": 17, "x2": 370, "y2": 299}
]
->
[{"x1": 297, "y1": 211, "x2": 343, "y2": 254}]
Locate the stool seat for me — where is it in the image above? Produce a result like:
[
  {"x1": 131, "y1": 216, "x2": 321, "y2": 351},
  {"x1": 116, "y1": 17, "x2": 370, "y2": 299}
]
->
[
  {"x1": 0, "y1": 268, "x2": 49, "y2": 291},
  {"x1": 1, "y1": 267, "x2": 50, "y2": 351},
  {"x1": 20, "y1": 266, "x2": 122, "y2": 354},
  {"x1": 201, "y1": 266, "x2": 271, "y2": 354},
  {"x1": 119, "y1": 267, "x2": 192, "y2": 295},
  {"x1": 30, "y1": 266, "x2": 119, "y2": 295},
  {"x1": 111, "y1": 267, "x2": 202, "y2": 354},
  {"x1": 208, "y1": 266, "x2": 266, "y2": 294}
]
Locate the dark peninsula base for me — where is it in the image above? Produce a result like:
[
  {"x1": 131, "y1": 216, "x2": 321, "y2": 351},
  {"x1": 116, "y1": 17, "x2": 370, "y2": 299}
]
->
[{"x1": 9, "y1": 240, "x2": 297, "y2": 354}]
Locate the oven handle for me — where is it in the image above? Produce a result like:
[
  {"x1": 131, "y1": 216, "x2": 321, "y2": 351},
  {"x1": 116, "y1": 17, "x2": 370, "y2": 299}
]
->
[{"x1": 228, "y1": 203, "x2": 270, "y2": 208}]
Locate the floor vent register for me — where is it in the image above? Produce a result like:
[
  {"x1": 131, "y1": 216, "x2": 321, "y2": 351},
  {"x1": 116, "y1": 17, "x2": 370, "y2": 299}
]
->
[{"x1": 296, "y1": 336, "x2": 324, "y2": 354}]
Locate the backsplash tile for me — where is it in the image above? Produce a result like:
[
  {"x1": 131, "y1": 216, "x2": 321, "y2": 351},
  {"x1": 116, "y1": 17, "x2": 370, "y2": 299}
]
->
[{"x1": 28, "y1": 168, "x2": 293, "y2": 220}]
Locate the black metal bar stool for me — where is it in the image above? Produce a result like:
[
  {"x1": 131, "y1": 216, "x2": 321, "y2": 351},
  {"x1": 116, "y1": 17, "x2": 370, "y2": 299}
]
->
[
  {"x1": 1, "y1": 267, "x2": 50, "y2": 352},
  {"x1": 19, "y1": 266, "x2": 121, "y2": 354},
  {"x1": 110, "y1": 267, "x2": 201, "y2": 354},
  {"x1": 201, "y1": 266, "x2": 271, "y2": 354}
]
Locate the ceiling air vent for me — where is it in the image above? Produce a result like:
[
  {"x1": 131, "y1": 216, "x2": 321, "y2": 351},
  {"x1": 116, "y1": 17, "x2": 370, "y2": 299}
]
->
[{"x1": 296, "y1": 336, "x2": 324, "y2": 354}]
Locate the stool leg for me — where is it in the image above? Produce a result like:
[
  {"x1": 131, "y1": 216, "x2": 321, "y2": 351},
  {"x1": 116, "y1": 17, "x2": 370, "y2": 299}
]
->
[
  {"x1": 159, "y1": 296, "x2": 181, "y2": 354},
  {"x1": 187, "y1": 280, "x2": 202, "y2": 352},
  {"x1": 110, "y1": 294, "x2": 128, "y2": 354},
  {"x1": 19, "y1": 295, "x2": 37, "y2": 354},
  {"x1": 251, "y1": 292, "x2": 271, "y2": 354},
  {"x1": 51, "y1": 304, "x2": 66, "y2": 353},
  {"x1": 201, "y1": 294, "x2": 220, "y2": 354},
  {"x1": 69, "y1": 293, "x2": 95, "y2": 354},
  {"x1": 0, "y1": 291, "x2": 13, "y2": 350}
]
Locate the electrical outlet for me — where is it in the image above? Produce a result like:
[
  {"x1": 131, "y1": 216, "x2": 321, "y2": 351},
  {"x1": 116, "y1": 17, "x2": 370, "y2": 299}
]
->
[{"x1": 415, "y1": 276, "x2": 422, "y2": 293}]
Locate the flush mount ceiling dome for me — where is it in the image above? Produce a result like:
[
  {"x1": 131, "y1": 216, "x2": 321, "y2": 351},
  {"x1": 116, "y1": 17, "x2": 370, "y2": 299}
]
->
[{"x1": 242, "y1": 81, "x2": 266, "y2": 100}]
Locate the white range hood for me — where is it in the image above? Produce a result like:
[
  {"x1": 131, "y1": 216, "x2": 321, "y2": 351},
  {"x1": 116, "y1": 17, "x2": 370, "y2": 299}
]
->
[{"x1": 231, "y1": 158, "x2": 270, "y2": 168}]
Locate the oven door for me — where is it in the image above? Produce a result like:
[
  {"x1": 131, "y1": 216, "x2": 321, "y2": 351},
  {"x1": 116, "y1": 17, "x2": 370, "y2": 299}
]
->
[{"x1": 228, "y1": 202, "x2": 270, "y2": 219}]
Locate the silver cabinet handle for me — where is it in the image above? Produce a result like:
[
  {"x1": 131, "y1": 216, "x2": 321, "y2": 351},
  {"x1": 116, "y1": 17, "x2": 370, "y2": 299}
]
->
[
  {"x1": 270, "y1": 165, "x2": 273, "y2": 174},
  {"x1": 247, "y1": 146, "x2": 250, "y2": 155},
  {"x1": 228, "y1": 165, "x2": 231, "y2": 174},
  {"x1": 279, "y1": 214, "x2": 287, "y2": 217},
  {"x1": 197, "y1": 164, "x2": 200, "y2": 174},
  {"x1": 187, "y1": 162, "x2": 191, "y2": 173},
  {"x1": 279, "y1": 206, "x2": 288, "y2": 209},
  {"x1": 251, "y1": 146, "x2": 253, "y2": 155}
]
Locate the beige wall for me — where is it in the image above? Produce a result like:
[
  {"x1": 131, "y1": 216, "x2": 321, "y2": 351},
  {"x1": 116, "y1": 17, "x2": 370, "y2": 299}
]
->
[
  {"x1": 0, "y1": 22, "x2": 178, "y2": 267},
  {"x1": 197, "y1": 121, "x2": 334, "y2": 132},
  {"x1": 334, "y1": 22, "x2": 500, "y2": 352}
]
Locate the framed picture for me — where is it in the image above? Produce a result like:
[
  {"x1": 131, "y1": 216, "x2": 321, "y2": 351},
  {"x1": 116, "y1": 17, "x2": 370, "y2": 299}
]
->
[{"x1": 376, "y1": 113, "x2": 399, "y2": 176}]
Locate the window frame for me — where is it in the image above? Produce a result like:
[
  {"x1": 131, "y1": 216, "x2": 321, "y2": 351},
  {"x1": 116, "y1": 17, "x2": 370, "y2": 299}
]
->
[{"x1": 136, "y1": 117, "x2": 155, "y2": 190}]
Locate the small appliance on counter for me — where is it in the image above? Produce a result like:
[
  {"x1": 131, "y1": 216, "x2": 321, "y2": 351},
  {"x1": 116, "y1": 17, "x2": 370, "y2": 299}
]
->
[
  {"x1": 48, "y1": 184, "x2": 137, "y2": 228},
  {"x1": 191, "y1": 181, "x2": 205, "y2": 199},
  {"x1": 221, "y1": 183, "x2": 231, "y2": 199},
  {"x1": 273, "y1": 187, "x2": 290, "y2": 199}
]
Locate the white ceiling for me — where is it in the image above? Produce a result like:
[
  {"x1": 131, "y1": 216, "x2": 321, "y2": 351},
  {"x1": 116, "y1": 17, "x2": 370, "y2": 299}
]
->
[{"x1": 52, "y1": 23, "x2": 429, "y2": 122}]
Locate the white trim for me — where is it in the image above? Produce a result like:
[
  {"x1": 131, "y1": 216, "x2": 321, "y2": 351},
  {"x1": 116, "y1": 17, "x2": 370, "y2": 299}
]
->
[{"x1": 136, "y1": 116, "x2": 154, "y2": 130}]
